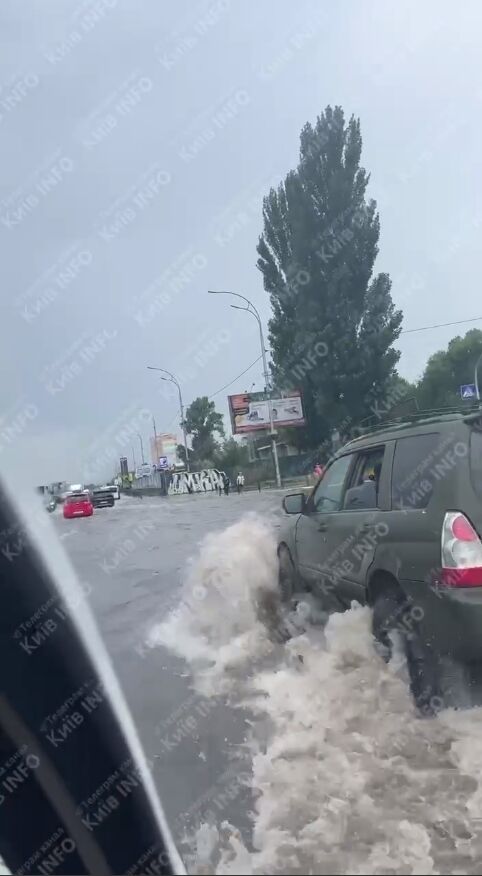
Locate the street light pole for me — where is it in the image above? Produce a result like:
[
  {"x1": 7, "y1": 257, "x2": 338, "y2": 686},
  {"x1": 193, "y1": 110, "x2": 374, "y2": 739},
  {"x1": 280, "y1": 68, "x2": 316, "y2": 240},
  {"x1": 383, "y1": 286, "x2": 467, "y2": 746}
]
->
[
  {"x1": 208, "y1": 290, "x2": 281, "y2": 488},
  {"x1": 161, "y1": 377, "x2": 189, "y2": 469},
  {"x1": 147, "y1": 366, "x2": 190, "y2": 470},
  {"x1": 137, "y1": 432, "x2": 145, "y2": 464},
  {"x1": 152, "y1": 415, "x2": 157, "y2": 465},
  {"x1": 131, "y1": 444, "x2": 137, "y2": 471}
]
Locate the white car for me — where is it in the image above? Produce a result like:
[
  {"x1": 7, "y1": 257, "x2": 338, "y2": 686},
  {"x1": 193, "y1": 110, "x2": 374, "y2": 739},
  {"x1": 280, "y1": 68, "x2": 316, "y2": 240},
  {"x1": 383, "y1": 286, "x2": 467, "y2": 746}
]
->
[{"x1": 102, "y1": 483, "x2": 120, "y2": 500}]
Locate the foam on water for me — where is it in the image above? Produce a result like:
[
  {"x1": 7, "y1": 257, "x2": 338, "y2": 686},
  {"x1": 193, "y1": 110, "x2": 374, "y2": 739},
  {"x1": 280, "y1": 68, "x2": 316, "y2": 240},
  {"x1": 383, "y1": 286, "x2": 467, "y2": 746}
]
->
[{"x1": 149, "y1": 515, "x2": 482, "y2": 874}]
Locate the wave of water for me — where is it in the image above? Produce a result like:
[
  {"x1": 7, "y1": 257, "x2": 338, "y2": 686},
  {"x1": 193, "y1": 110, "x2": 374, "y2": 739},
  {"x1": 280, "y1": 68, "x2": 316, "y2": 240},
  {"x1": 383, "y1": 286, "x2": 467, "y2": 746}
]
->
[{"x1": 148, "y1": 515, "x2": 482, "y2": 875}]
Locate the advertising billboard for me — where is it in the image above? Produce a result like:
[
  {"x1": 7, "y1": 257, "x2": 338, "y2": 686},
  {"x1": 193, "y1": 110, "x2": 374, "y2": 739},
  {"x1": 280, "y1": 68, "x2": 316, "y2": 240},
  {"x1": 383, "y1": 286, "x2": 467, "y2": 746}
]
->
[
  {"x1": 228, "y1": 390, "x2": 305, "y2": 434},
  {"x1": 150, "y1": 433, "x2": 179, "y2": 467},
  {"x1": 135, "y1": 463, "x2": 153, "y2": 479},
  {"x1": 160, "y1": 434, "x2": 178, "y2": 466}
]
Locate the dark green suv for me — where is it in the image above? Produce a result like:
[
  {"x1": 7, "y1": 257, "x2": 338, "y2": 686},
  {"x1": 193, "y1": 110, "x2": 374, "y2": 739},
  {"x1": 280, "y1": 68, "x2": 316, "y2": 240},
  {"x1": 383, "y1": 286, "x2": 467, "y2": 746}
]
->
[{"x1": 279, "y1": 407, "x2": 482, "y2": 710}]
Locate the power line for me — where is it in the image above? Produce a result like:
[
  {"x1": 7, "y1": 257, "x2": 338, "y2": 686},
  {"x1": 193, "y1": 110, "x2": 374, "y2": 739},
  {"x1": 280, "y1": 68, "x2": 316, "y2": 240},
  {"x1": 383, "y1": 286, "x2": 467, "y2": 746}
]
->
[
  {"x1": 209, "y1": 355, "x2": 264, "y2": 399},
  {"x1": 401, "y1": 316, "x2": 482, "y2": 335},
  {"x1": 163, "y1": 314, "x2": 482, "y2": 419},
  {"x1": 155, "y1": 355, "x2": 264, "y2": 435}
]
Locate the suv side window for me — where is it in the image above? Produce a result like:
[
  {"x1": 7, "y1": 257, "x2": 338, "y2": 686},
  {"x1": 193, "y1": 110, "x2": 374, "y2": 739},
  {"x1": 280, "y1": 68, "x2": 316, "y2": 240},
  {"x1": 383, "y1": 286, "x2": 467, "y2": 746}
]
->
[
  {"x1": 311, "y1": 454, "x2": 353, "y2": 512},
  {"x1": 343, "y1": 446, "x2": 385, "y2": 510},
  {"x1": 392, "y1": 433, "x2": 440, "y2": 509}
]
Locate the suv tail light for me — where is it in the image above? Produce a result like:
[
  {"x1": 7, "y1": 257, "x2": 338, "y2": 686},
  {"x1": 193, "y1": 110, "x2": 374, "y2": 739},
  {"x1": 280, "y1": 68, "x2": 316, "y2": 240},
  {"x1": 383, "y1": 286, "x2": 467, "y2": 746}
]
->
[{"x1": 441, "y1": 512, "x2": 482, "y2": 586}]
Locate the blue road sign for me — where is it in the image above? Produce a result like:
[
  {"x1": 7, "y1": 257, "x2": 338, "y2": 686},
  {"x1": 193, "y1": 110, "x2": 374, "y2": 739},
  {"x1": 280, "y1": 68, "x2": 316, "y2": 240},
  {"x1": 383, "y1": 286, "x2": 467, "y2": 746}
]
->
[
  {"x1": 158, "y1": 456, "x2": 168, "y2": 469},
  {"x1": 460, "y1": 383, "x2": 477, "y2": 399}
]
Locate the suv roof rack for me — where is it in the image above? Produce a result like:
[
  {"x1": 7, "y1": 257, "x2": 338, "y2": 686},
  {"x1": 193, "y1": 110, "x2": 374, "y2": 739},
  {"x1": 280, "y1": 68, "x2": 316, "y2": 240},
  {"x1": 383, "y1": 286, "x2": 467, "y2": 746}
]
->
[{"x1": 352, "y1": 401, "x2": 482, "y2": 439}]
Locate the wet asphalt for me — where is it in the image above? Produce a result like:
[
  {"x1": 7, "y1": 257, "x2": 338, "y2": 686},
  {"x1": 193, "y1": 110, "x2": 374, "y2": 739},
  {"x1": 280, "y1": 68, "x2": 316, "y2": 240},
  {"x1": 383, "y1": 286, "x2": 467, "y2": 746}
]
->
[{"x1": 53, "y1": 490, "x2": 283, "y2": 845}]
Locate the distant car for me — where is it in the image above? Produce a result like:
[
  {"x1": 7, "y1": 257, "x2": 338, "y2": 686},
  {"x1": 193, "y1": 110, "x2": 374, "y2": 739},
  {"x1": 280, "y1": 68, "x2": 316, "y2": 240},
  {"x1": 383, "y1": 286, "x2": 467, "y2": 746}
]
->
[
  {"x1": 92, "y1": 489, "x2": 115, "y2": 509},
  {"x1": 63, "y1": 492, "x2": 94, "y2": 519},
  {"x1": 102, "y1": 483, "x2": 120, "y2": 500}
]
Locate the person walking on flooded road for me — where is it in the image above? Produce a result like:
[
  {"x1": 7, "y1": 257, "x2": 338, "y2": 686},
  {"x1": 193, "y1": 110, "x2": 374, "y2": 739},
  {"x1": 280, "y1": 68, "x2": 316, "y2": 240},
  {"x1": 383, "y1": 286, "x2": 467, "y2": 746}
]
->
[
  {"x1": 223, "y1": 474, "x2": 230, "y2": 496},
  {"x1": 236, "y1": 472, "x2": 245, "y2": 494}
]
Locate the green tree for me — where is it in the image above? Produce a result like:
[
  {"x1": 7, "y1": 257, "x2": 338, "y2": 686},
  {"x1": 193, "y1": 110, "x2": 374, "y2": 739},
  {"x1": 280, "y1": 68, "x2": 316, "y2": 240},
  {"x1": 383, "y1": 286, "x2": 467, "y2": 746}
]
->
[
  {"x1": 257, "y1": 105, "x2": 403, "y2": 448},
  {"x1": 182, "y1": 396, "x2": 225, "y2": 466},
  {"x1": 214, "y1": 437, "x2": 249, "y2": 474},
  {"x1": 416, "y1": 329, "x2": 482, "y2": 409},
  {"x1": 176, "y1": 444, "x2": 187, "y2": 466}
]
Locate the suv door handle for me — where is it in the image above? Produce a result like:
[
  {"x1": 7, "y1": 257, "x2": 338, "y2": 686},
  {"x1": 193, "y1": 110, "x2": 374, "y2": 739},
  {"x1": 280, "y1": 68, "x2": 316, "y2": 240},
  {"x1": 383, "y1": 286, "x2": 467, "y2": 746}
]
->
[
  {"x1": 318, "y1": 522, "x2": 328, "y2": 532},
  {"x1": 359, "y1": 522, "x2": 373, "y2": 532}
]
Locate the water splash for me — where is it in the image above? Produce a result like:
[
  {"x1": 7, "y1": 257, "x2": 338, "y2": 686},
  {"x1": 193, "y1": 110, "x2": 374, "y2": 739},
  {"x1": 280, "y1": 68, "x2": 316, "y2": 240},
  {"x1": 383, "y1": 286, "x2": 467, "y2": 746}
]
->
[{"x1": 149, "y1": 515, "x2": 482, "y2": 874}]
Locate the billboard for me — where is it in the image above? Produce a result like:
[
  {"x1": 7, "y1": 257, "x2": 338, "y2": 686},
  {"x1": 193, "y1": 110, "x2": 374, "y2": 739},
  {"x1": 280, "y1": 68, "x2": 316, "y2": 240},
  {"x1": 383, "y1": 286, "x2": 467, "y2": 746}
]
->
[
  {"x1": 228, "y1": 390, "x2": 305, "y2": 434},
  {"x1": 135, "y1": 463, "x2": 153, "y2": 479},
  {"x1": 150, "y1": 433, "x2": 178, "y2": 467}
]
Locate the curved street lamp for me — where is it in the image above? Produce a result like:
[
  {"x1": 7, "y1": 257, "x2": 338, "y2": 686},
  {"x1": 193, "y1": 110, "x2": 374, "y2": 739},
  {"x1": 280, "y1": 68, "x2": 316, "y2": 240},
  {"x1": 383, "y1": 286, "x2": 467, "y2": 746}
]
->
[
  {"x1": 136, "y1": 432, "x2": 146, "y2": 464},
  {"x1": 147, "y1": 366, "x2": 190, "y2": 470},
  {"x1": 208, "y1": 290, "x2": 281, "y2": 488}
]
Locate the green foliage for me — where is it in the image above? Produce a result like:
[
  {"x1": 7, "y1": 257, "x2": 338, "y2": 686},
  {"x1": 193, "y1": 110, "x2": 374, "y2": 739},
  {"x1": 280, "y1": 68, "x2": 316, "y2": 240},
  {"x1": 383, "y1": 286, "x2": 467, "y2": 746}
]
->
[
  {"x1": 176, "y1": 444, "x2": 187, "y2": 465},
  {"x1": 182, "y1": 396, "x2": 225, "y2": 465},
  {"x1": 214, "y1": 437, "x2": 249, "y2": 474},
  {"x1": 416, "y1": 329, "x2": 482, "y2": 409},
  {"x1": 257, "y1": 105, "x2": 403, "y2": 449}
]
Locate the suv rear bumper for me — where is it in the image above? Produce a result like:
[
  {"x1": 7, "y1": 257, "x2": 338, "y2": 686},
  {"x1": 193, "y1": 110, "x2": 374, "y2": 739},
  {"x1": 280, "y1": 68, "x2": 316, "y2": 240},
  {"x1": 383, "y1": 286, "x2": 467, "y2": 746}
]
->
[{"x1": 401, "y1": 578, "x2": 482, "y2": 664}]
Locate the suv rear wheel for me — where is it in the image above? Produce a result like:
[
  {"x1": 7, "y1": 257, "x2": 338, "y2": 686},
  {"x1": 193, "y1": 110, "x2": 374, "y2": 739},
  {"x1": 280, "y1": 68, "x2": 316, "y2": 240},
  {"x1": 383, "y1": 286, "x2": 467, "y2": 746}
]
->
[
  {"x1": 372, "y1": 582, "x2": 471, "y2": 713},
  {"x1": 278, "y1": 545, "x2": 296, "y2": 602}
]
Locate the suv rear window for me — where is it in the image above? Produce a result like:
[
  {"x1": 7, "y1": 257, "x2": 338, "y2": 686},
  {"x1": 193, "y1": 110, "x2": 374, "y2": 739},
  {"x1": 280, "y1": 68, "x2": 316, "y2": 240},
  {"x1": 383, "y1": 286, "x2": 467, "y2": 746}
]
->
[
  {"x1": 392, "y1": 433, "x2": 440, "y2": 509},
  {"x1": 470, "y1": 429, "x2": 482, "y2": 499},
  {"x1": 392, "y1": 430, "x2": 468, "y2": 509}
]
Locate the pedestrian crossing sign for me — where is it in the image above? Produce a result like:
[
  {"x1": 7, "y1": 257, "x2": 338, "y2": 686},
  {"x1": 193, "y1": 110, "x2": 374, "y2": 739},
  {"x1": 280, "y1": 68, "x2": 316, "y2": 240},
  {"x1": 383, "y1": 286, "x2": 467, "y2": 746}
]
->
[{"x1": 460, "y1": 383, "x2": 477, "y2": 399}]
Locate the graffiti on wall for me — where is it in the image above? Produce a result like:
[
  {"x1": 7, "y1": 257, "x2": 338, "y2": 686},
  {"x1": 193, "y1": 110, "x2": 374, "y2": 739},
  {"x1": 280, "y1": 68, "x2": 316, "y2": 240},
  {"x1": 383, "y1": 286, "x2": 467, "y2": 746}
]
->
[{"x1": 168, "y1": 469, "x2": 225, "y2": 495}]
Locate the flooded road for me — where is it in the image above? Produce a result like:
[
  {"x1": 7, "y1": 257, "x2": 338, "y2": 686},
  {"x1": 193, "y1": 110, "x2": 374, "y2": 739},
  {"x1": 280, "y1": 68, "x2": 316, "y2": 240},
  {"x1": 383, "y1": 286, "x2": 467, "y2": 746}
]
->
[
  {"x1": 56, "y1": 491, "x2": 482, "y2": 874},
  {"x1": 54, "y1": 491, "x2": 282, "y2": 852}
]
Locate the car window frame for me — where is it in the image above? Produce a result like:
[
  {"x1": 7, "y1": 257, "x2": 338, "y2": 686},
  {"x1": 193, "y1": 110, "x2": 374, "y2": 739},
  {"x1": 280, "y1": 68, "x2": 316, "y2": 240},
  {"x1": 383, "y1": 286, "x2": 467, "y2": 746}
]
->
[
  {"x1": 469, "y1": 426, "x2": 482, "y2": 501},
  {"x1": 390, "y1": 431, "x2": 441, "y2": 511},
  {"x1": 342, "y1": 444, "x2": 387, "y2": 512},
  {"x1": 306, "y1": 452, "x2": 356, "y2": 514}
]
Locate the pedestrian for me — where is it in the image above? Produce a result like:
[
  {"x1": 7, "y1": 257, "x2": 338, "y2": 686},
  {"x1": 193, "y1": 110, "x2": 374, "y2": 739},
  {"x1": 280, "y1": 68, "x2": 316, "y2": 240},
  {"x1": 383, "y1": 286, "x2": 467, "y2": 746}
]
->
[
  {"x1": 257, "y1": 480, "x2": 261, "y2": 492},
  {"x1": 313, "y1": 462, "x2": 324, "y2": 480},
  {"x1": 236, "y1": 472, "x2": 245, "y2": 494},
  {"x1": 223, "y1": 474, "x2": 230, "y2": 496}
]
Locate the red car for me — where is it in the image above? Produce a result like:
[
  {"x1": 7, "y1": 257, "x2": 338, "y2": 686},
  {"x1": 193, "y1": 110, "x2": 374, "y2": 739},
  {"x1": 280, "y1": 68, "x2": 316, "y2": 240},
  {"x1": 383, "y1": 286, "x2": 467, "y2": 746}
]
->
[{"x1": 63, "y1": 492, "x2": 94, "y2": 519}]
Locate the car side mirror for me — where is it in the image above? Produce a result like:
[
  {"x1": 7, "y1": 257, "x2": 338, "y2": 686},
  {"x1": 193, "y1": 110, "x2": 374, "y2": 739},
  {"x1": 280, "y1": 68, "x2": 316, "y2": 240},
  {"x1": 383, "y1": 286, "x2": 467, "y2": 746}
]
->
[{"x1": 283, "y1": 492, "x2": 306, "y2": 514}]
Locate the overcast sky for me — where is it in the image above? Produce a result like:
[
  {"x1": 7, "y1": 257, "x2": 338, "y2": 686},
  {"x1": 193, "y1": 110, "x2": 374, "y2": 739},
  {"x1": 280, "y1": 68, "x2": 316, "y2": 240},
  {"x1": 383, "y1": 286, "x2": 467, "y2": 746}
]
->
[{"x1": 2, "y1": 0, "x2": 482, "y2": 483}]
